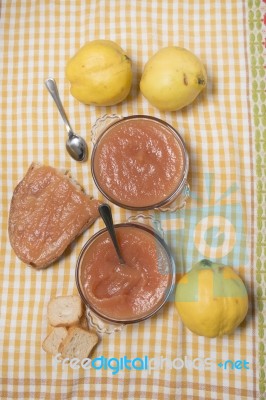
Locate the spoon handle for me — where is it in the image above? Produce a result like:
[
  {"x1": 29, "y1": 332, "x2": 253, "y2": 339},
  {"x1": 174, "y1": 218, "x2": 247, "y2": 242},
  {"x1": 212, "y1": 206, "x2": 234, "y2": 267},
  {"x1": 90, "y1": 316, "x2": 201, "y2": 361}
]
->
[
  {"x1": 98, "y1": 204, "x2": 125, "y2": 265},
  {"x1": 44, "y1": 78, "x2": 73, "y2": 136}
]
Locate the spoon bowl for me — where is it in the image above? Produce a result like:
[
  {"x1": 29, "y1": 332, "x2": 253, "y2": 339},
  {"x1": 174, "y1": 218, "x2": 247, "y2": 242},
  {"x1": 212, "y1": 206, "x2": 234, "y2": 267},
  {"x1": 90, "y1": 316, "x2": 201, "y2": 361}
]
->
[
  {"x1": 66, "y1": 134, "x2": 88, "y2": 162},
  {"x1": 44, "y1": 78, "x2": 88, "y2": 162}
]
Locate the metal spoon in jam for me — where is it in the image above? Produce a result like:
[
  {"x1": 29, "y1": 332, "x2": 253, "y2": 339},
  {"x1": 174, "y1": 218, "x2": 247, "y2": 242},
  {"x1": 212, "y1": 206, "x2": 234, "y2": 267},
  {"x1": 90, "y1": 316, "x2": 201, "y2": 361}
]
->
[{"x1": 98, "y1": 203, "x2": 125, "y2": 265}]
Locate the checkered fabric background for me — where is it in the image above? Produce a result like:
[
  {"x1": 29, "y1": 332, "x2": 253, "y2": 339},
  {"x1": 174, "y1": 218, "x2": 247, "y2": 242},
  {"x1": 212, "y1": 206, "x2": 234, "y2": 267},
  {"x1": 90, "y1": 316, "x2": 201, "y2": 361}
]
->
[{"x1": 0, "y1": 1, "x2": 262, "y2": 399}]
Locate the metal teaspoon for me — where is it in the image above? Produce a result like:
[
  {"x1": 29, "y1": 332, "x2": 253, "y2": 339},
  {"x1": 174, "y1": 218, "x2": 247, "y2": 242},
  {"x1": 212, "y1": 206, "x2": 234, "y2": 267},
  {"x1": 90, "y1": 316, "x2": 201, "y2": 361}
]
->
[{"x1": 44, "y1": 77, "x2": 88, "y2": 162}]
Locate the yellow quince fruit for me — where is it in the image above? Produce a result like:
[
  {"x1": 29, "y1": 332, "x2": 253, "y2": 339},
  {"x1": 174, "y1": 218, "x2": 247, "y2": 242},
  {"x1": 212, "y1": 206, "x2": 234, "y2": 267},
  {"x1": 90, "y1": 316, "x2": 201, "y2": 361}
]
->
[
  {"x1": 66, "y1": 40, "x2": 132, "y2": 106},
  {"x1": 140, "y1": 46, "x2": 207, "y2": 111},
  {"x1": 175, "y1": 259, "x2": 248, "y2": 338}
]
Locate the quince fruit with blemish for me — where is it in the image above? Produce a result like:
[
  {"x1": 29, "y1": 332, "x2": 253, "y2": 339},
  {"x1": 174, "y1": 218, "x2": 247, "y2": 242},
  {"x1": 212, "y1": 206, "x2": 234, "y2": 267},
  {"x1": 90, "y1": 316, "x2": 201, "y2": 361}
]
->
[
  {"x1": 140, "y1": 46, "x2": 207, "y2": 111},
  {"x1": 175, "y1": 259, "x2": 248, "y2": 338},
  {"x1": 66, "y1": 40, "x2": 132, "y2": 106}
]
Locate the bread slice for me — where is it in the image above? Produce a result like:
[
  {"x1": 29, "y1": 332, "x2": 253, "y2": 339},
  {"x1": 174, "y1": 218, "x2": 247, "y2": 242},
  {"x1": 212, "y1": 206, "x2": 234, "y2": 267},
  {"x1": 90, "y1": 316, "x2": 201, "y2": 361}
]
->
[
  {"x1": 48, "y1": 295, "x2": 84, "y2": 327},
  {"x1": 59, "y1": 326, "x2": 98, "y2": 360},
  {"x1": 42, "y1": 327, "x2": 68, "y2": 356},
  {"x1": 8, "y1": 162, "x2": 100, "y2": 269}
]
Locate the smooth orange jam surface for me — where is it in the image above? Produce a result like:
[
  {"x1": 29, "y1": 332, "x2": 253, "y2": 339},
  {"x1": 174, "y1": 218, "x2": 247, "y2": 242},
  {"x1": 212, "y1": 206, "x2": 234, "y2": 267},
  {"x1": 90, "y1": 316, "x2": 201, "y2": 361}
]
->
[
  {"x1": 93, "y1": 118, "x2": 185, "y2": 208},
  {"x1": 79, "y1": 226, "x2": 171, "y2": 320}
]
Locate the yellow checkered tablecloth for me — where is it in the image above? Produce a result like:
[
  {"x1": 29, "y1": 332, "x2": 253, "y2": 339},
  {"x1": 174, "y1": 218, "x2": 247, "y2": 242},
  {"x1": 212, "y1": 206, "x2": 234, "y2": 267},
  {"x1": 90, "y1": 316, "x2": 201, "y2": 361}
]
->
[{"x1": 0, "y1": 1, "x2": 264, "y2": 399}]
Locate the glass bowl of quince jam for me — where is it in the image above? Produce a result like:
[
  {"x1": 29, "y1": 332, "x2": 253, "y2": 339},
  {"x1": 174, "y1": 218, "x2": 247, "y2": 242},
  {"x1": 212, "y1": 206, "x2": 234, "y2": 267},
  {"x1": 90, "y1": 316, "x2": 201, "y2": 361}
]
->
[
  {"x1": 76, "y1": 220, "x2": 175, "y2": 326},
  {"x1": 91, "y1": 114, "x2": 190, "y2": 211}
]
